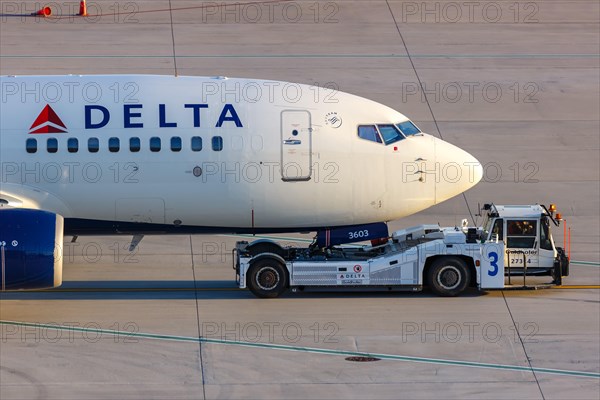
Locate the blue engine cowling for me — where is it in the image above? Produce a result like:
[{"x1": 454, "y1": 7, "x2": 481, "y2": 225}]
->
[{"x1": 0, "y1": 208, "x2": 64, "y2": 290}]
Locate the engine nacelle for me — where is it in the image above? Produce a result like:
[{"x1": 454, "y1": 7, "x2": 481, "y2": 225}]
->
[{"x1": 0, "y1": 209, "x2": 63, "y2": 290}]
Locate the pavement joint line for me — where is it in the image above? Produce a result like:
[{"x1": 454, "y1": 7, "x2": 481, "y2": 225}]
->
[
  {"x1": 1, "y1": 320, "x2": 598, "y2": 379},
  {"x1": 1, "y1": 54, "x2": 598, "y2": 59}
]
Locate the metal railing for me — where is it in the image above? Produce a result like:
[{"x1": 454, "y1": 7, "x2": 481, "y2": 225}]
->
[{"x1": 506, "y1": 250, "x2": 527, "y2": 286}]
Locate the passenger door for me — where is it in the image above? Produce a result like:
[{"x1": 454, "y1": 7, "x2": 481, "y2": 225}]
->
[{"x1": 281, "y1": 110, "x2": 312, "y2": 181}]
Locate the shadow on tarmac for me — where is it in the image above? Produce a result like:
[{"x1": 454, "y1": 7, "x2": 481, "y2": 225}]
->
[{"x1": 0, "y1": 280, "x2": 487, "y2": 300}]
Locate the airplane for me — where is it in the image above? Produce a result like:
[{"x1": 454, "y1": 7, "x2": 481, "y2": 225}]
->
[{"x1": 0, "y1": 74, "x2": 482, "y2": 290}]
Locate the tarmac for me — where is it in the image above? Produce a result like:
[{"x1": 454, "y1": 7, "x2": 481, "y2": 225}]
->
[{"x1": 0, "y1": 1, "x2": 599, "y2": 399}]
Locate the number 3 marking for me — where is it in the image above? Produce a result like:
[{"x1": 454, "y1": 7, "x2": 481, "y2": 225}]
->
[{"x1": 488, "y1": 251, "x2": 499, "y2": 276}]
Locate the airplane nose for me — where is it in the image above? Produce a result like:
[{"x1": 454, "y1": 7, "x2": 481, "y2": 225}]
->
[{"x1": 434, "y1": 138, "x2": 482, "y2": 204}]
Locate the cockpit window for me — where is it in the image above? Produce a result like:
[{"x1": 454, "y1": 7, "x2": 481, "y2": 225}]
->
[
  {"x1": 396, "y1": 120, "x2": 421, "y2": 136},
  {"x1": 358, "y1": 125, "x2": 382, "y2": 143},
  {"x1": 377, "y1": 124, "x2": 405, "y2": 145}
]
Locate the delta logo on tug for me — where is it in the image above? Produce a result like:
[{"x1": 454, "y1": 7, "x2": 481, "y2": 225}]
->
[
  {"x1": 29, "y1": 104, "x2": 68, "y2": 134},
  {"x1": 28, "y1": 103, "x2": 243, "y2": 134}
]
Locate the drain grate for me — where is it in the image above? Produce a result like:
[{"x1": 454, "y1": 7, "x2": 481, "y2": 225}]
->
[{"x1": 345, "y1": 356, "x2": 381, "y2": 362}]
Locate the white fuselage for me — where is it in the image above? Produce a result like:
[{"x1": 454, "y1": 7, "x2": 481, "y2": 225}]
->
[{"x1": 0, "y1": 75, "x2": 482, "y2": 234}]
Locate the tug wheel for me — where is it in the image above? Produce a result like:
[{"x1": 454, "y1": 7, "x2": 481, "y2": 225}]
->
[
  {"x1": 247, "y1": 258, "x2": 288, "y2": 298},
  {"x1": 427, "y1": 257, "x2": 470, "y2": 297}
]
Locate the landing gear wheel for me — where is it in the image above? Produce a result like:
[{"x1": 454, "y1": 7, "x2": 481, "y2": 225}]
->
[
  {"x1": 427, "y1": 257, "x2": 470, "y2": 297},
  {"x1": 247, "y1": 258, "x2": 288, "y2": 298}
]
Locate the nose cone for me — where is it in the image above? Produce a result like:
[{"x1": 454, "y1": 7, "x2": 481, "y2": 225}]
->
[{"x1": 434, "y1": 138, "x2": 482, "y2": 204}]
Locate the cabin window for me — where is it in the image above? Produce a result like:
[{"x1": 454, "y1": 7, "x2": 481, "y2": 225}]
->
[
  {"x1": 47, "y1": 138, "x2": 58, "y2": 153},
  {"x1": 68, "y1": 138, "x2": 79, "y2": 153},
  {"x1": 212, "y1": 136, "x2": 223, "y2": 151},
  {"x1": 377, "y1": 124, "x2": 405, "y2": 145},
  {"x1": 191, "y1": 136, "x2": 202, "y2": 152},
  {"x1": 171, "y1": 136, "x2": 182, "y2": 152},
  {"x1": 357, "y1": 125, "x2": 382, "y2": 143},
  {"x1": 26, "y1": 138, "x2": 37, "y2": 154},
  {"x1": 109, "y1": 137, "x2": 120, "y2": 153},
  {"x1": 88, "y1": 138, "x2": 99, "y2": 153},
  {"x1": 396, "y1": 120, "x2": 421, "y2": 136},
  {"x1": 130, "y1": 137, "x2": 141, "y2": 152},
  {"x1": 506, "y1": 219, "x2": 537, "y2": 248},
  {"x1": 150, "y1": 137, "x2": 161, "y2": 152}
]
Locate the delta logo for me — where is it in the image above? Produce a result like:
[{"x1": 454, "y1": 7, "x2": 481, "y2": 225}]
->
[
  {"x1": 29, "y1": 104, "x2": 67, "y2": 134},
  {"x1": 27, "y1": 103, "x2": 243, "y2": 134}
]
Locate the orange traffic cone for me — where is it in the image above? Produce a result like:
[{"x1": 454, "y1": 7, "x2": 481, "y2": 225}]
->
[
  {"x1": 32, "y1": 6, "x2": 52, "y2": 17},
  {"x1": 78, "y1": 0, "x2": 87, "y2": 16}
]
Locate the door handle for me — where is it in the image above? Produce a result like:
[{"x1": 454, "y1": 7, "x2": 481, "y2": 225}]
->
[{"x1": 283, "y1": 139, "x2": 301, "y2": 145}]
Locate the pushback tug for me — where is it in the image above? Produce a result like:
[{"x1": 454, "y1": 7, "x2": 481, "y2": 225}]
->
[{"x1": 234, "y1": 204, "x2": 570, "y2": 298}]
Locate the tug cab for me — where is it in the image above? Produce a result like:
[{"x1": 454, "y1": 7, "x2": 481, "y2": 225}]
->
[{"x1": 481, "y1": 204, "x2": 569, "y2": 282}]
